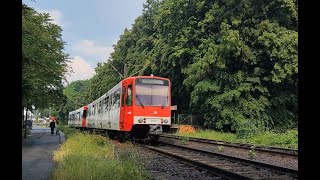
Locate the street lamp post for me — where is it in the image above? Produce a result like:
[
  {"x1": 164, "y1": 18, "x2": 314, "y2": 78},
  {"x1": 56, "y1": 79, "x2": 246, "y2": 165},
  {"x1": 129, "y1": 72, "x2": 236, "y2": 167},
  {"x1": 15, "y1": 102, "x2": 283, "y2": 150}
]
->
[{"x1": 24, "y1": 108, "x2": 28, "y2": 139}]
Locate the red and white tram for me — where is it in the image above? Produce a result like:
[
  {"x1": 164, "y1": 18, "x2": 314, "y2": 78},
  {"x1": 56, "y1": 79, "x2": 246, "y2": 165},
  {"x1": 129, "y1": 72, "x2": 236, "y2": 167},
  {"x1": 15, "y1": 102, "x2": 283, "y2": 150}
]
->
[{"x1": 68, "y1": 75, "x2": 171, "y2": 141}]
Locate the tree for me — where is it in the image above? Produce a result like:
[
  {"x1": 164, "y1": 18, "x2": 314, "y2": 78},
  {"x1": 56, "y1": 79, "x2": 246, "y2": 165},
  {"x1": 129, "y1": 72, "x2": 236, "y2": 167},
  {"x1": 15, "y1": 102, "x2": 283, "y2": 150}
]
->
[
  {"x1": 22, "y1": 4, "x2": 69, "y2": 110},
  {"x1": 62, "y1": 0, "x2": 298, "y2": 134},
  {"x1": 58, "y1": 80, "x2": 90, "y2": 123},
  {"x1": 180, "y1": 0, "x2": 298, "y2": 133}
]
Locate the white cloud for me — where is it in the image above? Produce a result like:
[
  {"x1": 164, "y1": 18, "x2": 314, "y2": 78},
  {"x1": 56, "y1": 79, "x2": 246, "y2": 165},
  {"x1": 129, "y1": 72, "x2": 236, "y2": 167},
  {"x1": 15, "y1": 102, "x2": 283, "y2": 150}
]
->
[
  {"x1": 65, "y1": 56, "x2": 95, "y2": 84},
  {"x1": 38, "y1": 9, "x2": 64, "y2": 27},
  {"x1": 72, "y1": 40, "x2": 114, "y2": 63}
]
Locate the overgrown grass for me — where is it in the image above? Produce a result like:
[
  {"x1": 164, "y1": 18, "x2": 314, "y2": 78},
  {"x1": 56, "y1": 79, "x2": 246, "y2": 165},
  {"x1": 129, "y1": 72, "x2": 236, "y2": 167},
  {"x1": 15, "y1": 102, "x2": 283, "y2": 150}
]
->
[
  {"x1": 51, "y1": 130, "x2": 149, "y2": 180},
  {"x1": 56, "y1": 125, "x2": 79, "y2": 138},
  {"x1": 178, "y1": 129, "x2": 298, "y2": 149}
]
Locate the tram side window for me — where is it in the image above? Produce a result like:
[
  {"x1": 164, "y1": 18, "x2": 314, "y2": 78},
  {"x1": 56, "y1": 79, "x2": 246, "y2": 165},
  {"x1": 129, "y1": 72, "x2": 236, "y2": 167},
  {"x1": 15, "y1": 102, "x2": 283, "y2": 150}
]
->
[
  {"x1": 126, "y1": 85, "x2": 132, "y2": 106},
  {"x1": 109, "y1": 94, "x2": 113, "y2": 110},
  {"x1": 103, "y1": 98, "x2": 106, "y2": 112},
  {"x1": 110, "y1": 93, "x2": 114, "y2": 110},
  {"x1": 77, "y1": 112, "x2": 80, "y2": 121},
  {"x1": 122, "y1": 87, "x2": 126, "y2": 107},
  {"x1": 114, "y1": 88, "x2": 120, "y2": 109},
  {"x1": 96, "y1": 103, "x2": 99, "y2": 114},
  {"x1": 92, "y1": 105, "x2": 95, "y2": 115},
  {"x1": 99, "y1": 101, "x2": 102, "y2": 114},
  {"x1": 106, "y1": 96, "x2": 110, "y2": 112}
]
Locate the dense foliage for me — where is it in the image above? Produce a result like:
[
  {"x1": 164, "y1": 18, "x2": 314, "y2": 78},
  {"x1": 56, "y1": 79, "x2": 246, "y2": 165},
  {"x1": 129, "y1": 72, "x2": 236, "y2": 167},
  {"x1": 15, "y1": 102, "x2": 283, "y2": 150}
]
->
[
  {"x1": 22, "y1": 4, "x2": 69, "y2": 111},
  {"x1": 55, "y1": 80, "x2": 90, "y2": 123},
  {"x1": 61, "y1": 0, "x2": 298, "y2": 134}
]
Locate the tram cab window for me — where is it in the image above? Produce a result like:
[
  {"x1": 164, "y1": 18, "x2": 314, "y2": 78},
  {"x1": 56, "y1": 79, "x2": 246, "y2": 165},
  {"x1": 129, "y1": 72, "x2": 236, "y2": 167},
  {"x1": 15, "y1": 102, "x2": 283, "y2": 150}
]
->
[{"x1": 126, "y1": 85, "x2": 132, "y2": 106}]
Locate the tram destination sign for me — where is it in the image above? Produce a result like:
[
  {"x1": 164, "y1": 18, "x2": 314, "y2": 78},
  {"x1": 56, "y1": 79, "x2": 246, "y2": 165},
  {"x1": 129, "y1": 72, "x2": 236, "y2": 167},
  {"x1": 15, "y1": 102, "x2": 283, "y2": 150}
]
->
[{"x1": 137, "y1": 78, "x2": 168, "y2": 85}]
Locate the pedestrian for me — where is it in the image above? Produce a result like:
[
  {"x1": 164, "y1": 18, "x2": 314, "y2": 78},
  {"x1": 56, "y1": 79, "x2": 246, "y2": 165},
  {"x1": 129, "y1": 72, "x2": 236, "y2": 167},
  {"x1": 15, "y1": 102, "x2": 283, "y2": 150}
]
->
[{"x1": 49, "y1": 120, "x2": 56, "y2": 135}]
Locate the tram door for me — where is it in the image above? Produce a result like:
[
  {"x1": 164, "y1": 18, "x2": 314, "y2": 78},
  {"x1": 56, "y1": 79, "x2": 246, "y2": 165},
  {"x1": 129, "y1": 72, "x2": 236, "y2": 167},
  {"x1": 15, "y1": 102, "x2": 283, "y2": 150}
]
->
[
  {"x1": 77, "y1": 112, "x2": 80, "y2": 127},
  {"x1": 120, "y1": 81, "x2": 133, "y2": 131},
  {"x1": 82, "y1": 107, "x2": 87, "y2": 127}
]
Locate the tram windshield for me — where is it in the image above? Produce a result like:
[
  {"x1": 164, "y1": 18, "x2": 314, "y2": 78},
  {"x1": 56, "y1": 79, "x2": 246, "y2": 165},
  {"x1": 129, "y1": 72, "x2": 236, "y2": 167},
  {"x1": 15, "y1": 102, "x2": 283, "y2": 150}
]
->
[{"x1": 135, "y1": 78, "x2": 169, "y2": 107}]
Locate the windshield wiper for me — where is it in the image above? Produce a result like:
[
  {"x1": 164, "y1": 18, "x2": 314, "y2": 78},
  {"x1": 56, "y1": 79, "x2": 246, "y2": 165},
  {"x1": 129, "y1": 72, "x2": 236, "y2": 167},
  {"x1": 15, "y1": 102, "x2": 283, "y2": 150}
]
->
[{"x1": 136, "y1": 95, "x2": 145, "y2": 108}]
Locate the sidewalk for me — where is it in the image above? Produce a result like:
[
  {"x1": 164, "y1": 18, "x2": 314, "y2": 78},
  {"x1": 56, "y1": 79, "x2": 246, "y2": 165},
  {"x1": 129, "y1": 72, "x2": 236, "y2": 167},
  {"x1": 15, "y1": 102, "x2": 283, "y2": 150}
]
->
[{"x1": 22, "y1": 126, "x2": 65, "y2": 180}]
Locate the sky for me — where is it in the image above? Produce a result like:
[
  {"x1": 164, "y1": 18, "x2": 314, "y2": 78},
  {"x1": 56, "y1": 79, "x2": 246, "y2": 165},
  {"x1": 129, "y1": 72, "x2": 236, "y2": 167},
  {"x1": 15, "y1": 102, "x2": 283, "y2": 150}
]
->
[{"x1": 22, "y1": 0, "x2": 147, "y2": 84}]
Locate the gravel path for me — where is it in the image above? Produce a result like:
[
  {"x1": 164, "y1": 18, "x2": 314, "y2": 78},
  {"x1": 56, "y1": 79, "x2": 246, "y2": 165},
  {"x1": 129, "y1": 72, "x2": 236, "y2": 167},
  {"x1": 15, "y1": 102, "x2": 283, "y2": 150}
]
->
[
  {"x1": 22, "y1": 127, "x2": 61, "y2": 180},
  {"x1": 134, "y1": 146, "x2": 228, "y2": 180},
  {"x1": 113, "y1": 142, "x2": 227, "y2": 180}
]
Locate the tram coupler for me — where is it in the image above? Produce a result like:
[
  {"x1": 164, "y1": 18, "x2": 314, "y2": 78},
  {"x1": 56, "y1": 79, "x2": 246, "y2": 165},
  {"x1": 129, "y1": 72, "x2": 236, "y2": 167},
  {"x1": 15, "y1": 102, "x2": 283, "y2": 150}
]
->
[{"x1": 149, "y1": 125, "x2": 163, "y2": 135}]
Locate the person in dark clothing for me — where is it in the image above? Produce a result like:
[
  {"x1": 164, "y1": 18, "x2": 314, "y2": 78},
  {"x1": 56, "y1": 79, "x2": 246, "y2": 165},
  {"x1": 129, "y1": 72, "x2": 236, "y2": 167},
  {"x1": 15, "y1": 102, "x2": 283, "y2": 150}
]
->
[{"x1": 49, "y1": 120, "x2": 56, "y2": 134}]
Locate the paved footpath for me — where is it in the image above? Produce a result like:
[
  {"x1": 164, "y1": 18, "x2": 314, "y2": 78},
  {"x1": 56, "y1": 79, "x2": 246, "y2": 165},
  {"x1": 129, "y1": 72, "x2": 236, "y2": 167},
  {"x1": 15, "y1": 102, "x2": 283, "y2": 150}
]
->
[{"x1": 22, "y1": 126, "x2": 65, "y2": 180}]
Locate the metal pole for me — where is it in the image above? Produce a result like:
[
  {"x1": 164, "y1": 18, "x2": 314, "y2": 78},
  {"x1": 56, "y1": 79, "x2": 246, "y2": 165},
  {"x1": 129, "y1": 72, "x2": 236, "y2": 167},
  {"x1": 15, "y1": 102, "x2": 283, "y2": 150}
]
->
[
  {"x1": 110, "y1": 63, "x2": 124, "y2": 78},
  {"x1": 178, "y1": 113, "x2": 180, "y2": 124},
  {"x1": 124, "y1": 63, "x2": 128, "y2": 78},
  {"x1": 24, "y1": 108, "x2": 27, "y2": 139}
]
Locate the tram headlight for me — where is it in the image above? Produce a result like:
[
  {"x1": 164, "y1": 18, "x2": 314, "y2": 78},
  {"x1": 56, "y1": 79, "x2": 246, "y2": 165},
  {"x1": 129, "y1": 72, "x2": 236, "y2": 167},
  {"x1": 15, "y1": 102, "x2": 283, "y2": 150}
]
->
[
  {"x1": 138, "y1": 118, "x2": 143, "y2": 123},
  {"x1": 164, "y1": 119, "x2": 168, "y2": 123}
]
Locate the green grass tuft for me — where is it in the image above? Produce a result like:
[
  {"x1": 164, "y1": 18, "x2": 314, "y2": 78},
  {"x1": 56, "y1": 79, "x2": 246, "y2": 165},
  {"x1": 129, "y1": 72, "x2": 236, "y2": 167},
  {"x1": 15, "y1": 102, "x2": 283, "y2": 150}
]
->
[
  {"x1": 179, "y1": 129, "x2": 297, "y2": 149},
  {"x1": 52, "y1": 129, "x2": 149, "y2": 180}
]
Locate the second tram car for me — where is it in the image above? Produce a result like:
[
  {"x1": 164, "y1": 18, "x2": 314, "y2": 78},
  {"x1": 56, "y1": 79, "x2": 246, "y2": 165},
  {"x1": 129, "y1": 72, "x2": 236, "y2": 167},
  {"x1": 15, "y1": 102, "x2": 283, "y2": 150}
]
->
[{"x1": 68, "y1": 75, "x2": 171, "y2": 141}]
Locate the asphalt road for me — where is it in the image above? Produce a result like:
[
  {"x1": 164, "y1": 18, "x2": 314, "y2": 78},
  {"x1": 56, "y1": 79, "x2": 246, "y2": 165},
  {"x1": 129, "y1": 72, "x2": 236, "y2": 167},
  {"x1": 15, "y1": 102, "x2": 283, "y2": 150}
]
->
[{"x1": 22, "y1": 126, "x2": 63, "y2": 180}]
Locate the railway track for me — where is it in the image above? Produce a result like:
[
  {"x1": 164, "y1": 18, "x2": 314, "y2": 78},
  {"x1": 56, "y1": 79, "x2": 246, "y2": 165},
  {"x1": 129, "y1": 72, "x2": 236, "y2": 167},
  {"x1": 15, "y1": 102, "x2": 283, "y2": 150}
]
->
[
  {"x1": 161, "y1": 134, "x2": 298, "y2": 157},
  {"x1": 143, "y1": 142, "x2": 298, "y2": 179},
  {"x1": 135, "y1": 145, "x2": 229, "y2": 180}
]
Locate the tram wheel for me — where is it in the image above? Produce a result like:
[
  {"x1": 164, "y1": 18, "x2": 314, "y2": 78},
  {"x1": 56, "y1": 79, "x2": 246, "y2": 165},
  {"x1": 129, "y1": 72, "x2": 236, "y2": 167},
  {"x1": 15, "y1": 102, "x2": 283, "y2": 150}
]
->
[
  {"x1": 106, "y1": 130, "x2": 117, "y2": 140},
  {"x1": 117, "y1": 132, "x2": 128, "y2": 143}
]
